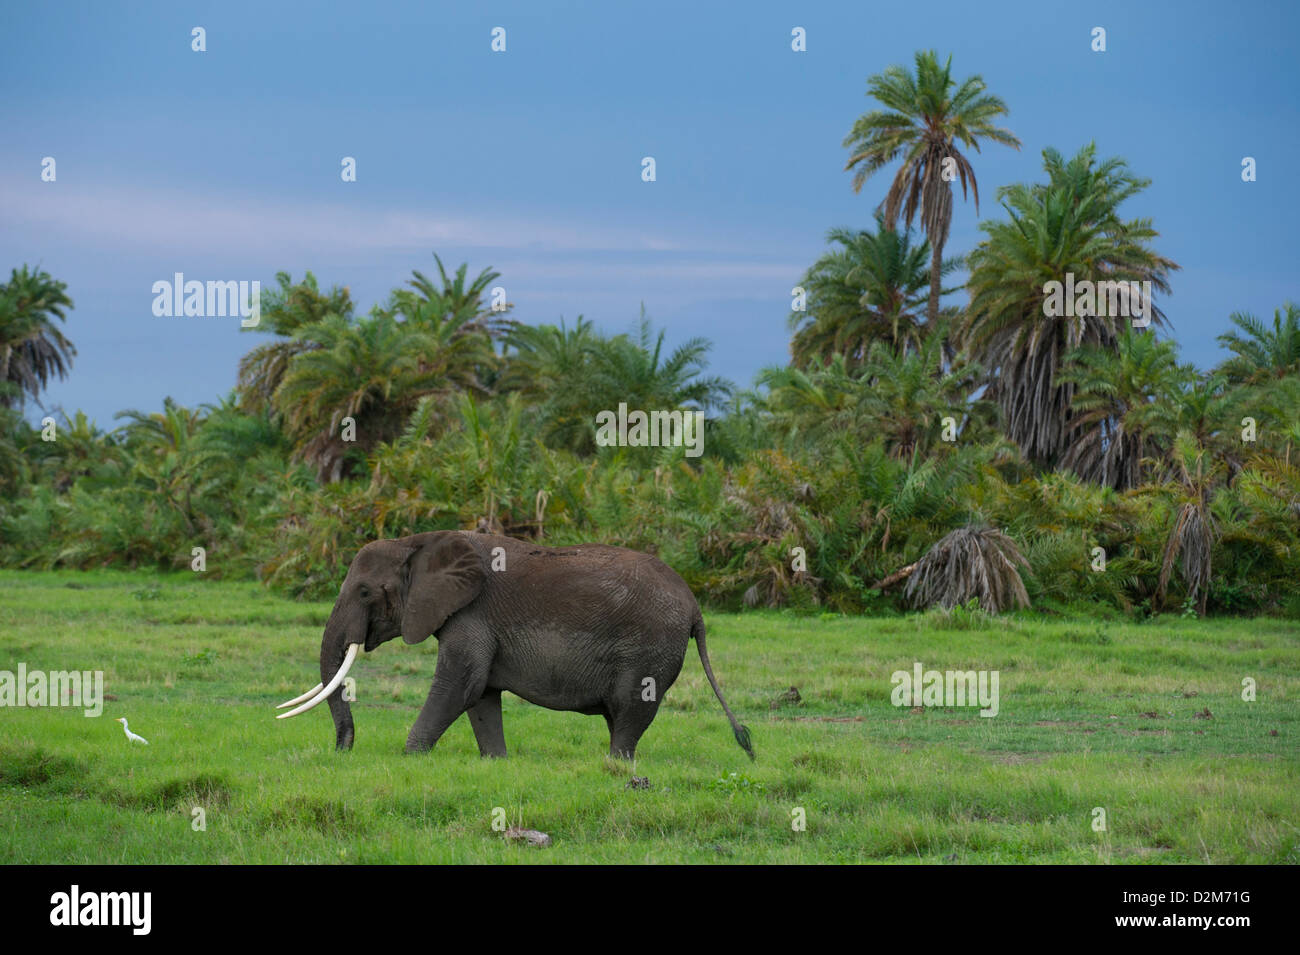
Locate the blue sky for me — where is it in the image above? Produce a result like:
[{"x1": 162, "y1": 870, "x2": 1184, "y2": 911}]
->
[{"x1": 3, "y1": 0, "x2": 1297, "y2": 425}]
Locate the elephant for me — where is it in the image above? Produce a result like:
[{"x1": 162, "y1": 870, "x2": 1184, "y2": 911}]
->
[{"x1": 276, "y1": 530, "x2": 754, "y2": 762}]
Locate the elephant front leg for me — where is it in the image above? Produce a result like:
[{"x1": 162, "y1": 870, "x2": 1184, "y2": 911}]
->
[
  {"x1": 467, "y1": 689, "x2": 508, "y2": 758},
  {"x1": 327, "y1": 689, "x2": 355, "y2": 751},
  {"x1": 405, "y1": 649, "x2": 487, "y2": 754}
]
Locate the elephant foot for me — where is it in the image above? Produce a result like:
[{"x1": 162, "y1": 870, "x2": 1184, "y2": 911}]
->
[{"x1": 404, "y1": 738, "x2": 434, "y2": 754}]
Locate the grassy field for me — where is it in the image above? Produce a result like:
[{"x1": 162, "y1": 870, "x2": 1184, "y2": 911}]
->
[{"x1": 1, "y1": 568, "x2": 1297, "y2": 864}]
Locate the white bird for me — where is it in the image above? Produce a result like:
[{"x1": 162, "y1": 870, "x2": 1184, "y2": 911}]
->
[{"x1": 116, "y1": 717, "x2": 149, "y2": 745}]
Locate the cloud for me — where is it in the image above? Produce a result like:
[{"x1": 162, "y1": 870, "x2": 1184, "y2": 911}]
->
[
  {"x1": 1, "y1": 179, "x2": 803, "y2": 292},
  {"x1": 3, "y1": 180, "x2": 709, "y2": 257}
]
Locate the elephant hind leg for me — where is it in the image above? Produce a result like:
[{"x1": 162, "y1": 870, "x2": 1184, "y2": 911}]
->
[
  {"x1": 468, "y1": 689, "x2": 508, "y2": 758},
  {"x1": 607, "y1": 696, "x2": 660, "y2": 761}
]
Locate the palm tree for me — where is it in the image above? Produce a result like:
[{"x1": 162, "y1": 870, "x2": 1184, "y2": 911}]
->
[
  {"x1": 404, "y1": 253, "x2": 511, "y2": 337},
  {"x1": 35, "y1": 410, "x2": 123, "y2": 491},
  {"x1": 1171, "y1": 372, "x2": 1235, "y2": 451},
  {"x1": 384, "y1": 285, "x2": 501, "y2": 397},
  {"x1": 501, "y1": 317, "x2": 600, "y2": 393},
  {"x1": 115, "y1": 398, "x2": 205, "y2": 456},
  {"x1": 0, "y1": 266, "x2": 75, "y2": 408},
  {"x1": 239, "y1": 257, "x2": 503, "y2": 481},
  {"x1": 790, "y1": 214, "x2": 953, "y2": 368},
  {"x1": 546, "y1": 309, "x2": 734, "y2": 457},
  {"x1": 1236, "y1": 424, "x2": 1300, "y2": 551},
  {"x1": 589, "y1": 310, "x2": 732, "y2": 415},
  {"x1": 0, "y1": 406, "x2": 31, "y2": 494},
  {"x1": 843, "y1": 50, "x2": 1020, "y2": 325},
  {"x1": 903, "y1": 525, "x2": 1030, "y2": 613},
  {"x1": 274, "y1": 315, "x2": 452, "y2": 483},
  {"x1": 1216, "y1": 302, "x2": 1300, "y2": 383},
  {"x1": 441, "y1": 393, "x2": 529, "y2": 534},
  {"x1": 1156, "y1": 432, "x2": 1221, "y2": 615},
  {"x1": 1058, "y1": 329, "x2": 1188, "y2": 490},
  {"x1": 761, "y1": 335, "x2": 976, "y2": 460},
  {"x1": 499, "y1": 317, "x2": 603, "y2": 452},
  {"x1": 397, "y1": 254, "x2": 511, "y2": 391},
  {"x1": 758, "y1": 355, "x2": 861, "y2": 447},
  {"x1": 857, "y1": 335, "x2": 975, "y2": 461},
  {"x1": 236, "y1": 271, "x2": 353, "y2": 413},
  {"x1": 1155, "y1": 371, "x2": 1249, "y2": 482},
  {"x1": 191, "y1": 392, "x2": 290, "y2": 487},
  {"x1": 962, "y1": 144, "x2": 1180, "y2": 468},
  {"x1": 115, "y1": 398, "x2": 209, "y2": 533},
  {"x1": 500, "y1": 310, "x2": 730, "y2": 458}
]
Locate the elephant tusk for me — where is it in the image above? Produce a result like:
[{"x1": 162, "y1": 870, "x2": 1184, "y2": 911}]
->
[
  {"x1": 276, "y1": 644, "x2": 360, "y2": 720},
  {"x1": 276, "y1": 683, "x2": 323, "y2": 709}
]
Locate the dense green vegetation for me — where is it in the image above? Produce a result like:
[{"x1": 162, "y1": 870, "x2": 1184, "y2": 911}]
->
[
  {"x1": 1, "y1": 570, "x2": 1295, "y2": 863},
  {"x1": 3, "y1": 48, "x2": 1297, "y2": 868},
  {"x1": 2, "y1": 51, "x2": 1299, "y2": 619}
]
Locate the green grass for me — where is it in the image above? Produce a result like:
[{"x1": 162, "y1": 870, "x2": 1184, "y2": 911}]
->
[{"x1": 1, "y1": 569, "x2": 1297, "y2": 863}]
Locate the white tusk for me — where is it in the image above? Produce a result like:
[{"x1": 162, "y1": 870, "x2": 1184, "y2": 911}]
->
[
  {"x1": 276, "y1": 644, "x2": 361, "y2": 720},
  {"x1": 276, "y1": 683, "x2": 324, "y2": 709}
]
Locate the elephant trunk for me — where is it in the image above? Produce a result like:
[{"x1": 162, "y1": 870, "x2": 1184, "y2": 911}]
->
[{"x1": 320, "y1": 598, "x2": 364, "y2": 750}]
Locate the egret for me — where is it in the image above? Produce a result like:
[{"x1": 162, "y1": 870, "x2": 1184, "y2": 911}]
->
[{"x1": 116, "y1": 717, "x2": 149, "y2": 745}]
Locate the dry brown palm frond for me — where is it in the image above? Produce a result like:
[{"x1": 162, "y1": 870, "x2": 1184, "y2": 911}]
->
[
  {"x1": 742, "y1": 559, "x2": 821, "y2": 609},
  {"x1": 1156, "y1": 501, "x2": 1214, "y2": 614},
  {"x1": 1155, "y1": 432, "x2": 1221, "y2": 614},
  {"x1": 904, "y1": 525, "x2": 1030, "y2": 614}
]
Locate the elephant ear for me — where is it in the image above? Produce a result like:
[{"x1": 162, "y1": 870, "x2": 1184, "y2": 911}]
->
[{"x1": 401, "y1": 534, "x2": 485, "y2": 644}]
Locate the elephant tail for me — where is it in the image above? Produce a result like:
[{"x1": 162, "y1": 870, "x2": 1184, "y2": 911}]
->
[{"x1": 692, "y1": 614, "x2": 754, "y2": 760}]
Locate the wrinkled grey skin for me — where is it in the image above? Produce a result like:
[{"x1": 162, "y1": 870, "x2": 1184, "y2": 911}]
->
[{"x1": 315, "y1": 531, "x2": 753, "y2": 760}]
